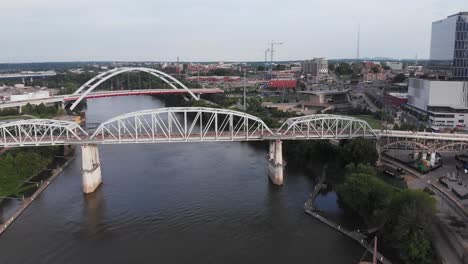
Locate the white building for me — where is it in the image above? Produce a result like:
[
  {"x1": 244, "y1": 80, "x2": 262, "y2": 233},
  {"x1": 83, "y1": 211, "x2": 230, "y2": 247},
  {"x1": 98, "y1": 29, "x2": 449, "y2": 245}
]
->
[
  {"x1": 10, "y1": 91, "x2": 50, "y2": 102},
  {"x1": 386, "y1": 62, "x2": 403, "y2": 71},
  {"x1": 407, "y1": 78, "x2": 468, "y2": 127}
]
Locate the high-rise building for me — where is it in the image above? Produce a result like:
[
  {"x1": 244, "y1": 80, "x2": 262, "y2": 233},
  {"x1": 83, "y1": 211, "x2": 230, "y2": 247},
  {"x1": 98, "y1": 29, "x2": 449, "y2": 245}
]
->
[
  {"x1": 429, "y1": 12, "x2": 468, "y2": 79},
  {"x1": 302, "y1": 58, "x2": 328, "y2": 79}
]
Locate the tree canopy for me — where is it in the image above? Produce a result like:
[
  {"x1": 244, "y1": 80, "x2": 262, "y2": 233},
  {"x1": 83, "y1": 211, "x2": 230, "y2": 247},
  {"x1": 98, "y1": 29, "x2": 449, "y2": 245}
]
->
[
  {"x1": 393, "y1": 73, "x2": 406, "y2": 83},
  {"x1": 337, "y1": 163, "x2": 393, "y2": 224},
  {"x1": 337, "y1": 163, "x2": 437, "y2": 264},
  {"x1": 334, "y1": 62, "x2": 353, "y2": 75},
  {"x1": 381, "y1": 190, "x2": 436, "y2": 264},
  {"x1": 340, "y1": 138, "x2": 378, "y2": 165}
]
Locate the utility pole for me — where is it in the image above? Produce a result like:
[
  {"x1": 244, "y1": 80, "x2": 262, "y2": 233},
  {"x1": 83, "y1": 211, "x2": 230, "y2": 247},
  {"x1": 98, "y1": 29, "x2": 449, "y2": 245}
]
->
[
  {"x1": 270, "y1": 41, "x2": 283, "y2": 79},
  {"x1": 243, "y1": 68, "x2": 247, "y2": 111},
  {"x1": 264, "y1": 48, "x2": 270, "y2": 80}
]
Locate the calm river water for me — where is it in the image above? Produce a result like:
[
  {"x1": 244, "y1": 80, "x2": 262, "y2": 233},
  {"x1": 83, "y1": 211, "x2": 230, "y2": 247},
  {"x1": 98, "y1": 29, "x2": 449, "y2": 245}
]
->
[{"x1": 0, "y1": 96, "x2": 362, "y2": 263}]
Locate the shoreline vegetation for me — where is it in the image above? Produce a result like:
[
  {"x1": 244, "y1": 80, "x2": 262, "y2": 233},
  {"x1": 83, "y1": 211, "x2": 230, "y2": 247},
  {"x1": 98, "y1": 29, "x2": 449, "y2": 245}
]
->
[
  {"x1": 0, "y1": 146, "x2": 68, "y2": 199},
  {"x1": 0, "y1": 104, "x2": 77, "y2": 200}
]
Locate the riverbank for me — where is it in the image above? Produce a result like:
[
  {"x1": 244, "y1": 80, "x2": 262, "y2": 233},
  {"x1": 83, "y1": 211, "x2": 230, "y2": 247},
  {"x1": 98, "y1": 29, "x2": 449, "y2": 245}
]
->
[
  {"x1": 304, "y1": 209, "x2": 391, "y2": 264},
  {"x1": 303, "y1": 164, "x2": 391, "y2": 263},
  {"x1": 0, "y1": 154, "x2": 75, "y2": 236}
]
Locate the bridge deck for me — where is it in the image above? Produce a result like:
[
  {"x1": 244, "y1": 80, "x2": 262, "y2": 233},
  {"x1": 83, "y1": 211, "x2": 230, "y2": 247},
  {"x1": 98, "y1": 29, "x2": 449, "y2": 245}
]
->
[
  {"x1": 0, "y1": 131, "x2": 376, "y2": 147},
  {"x1": 0, "y1": 88, "x2": 223, "y2": 109}
]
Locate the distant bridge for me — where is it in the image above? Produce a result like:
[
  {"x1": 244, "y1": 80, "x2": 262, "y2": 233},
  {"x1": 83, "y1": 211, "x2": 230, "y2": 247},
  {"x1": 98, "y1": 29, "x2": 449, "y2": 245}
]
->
[{"x1": 0, "y1": 67, "x2": 223, "y2": 110}]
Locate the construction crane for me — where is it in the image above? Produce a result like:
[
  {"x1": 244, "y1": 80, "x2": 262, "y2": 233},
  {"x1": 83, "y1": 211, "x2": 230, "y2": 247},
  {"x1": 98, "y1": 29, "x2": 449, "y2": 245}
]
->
[
  {"x1": 269, "y1": 41, "x2": 283, "y2": 79},
  {"x1": 264, "y1": 48, "x2": 270, "y2": 80}
]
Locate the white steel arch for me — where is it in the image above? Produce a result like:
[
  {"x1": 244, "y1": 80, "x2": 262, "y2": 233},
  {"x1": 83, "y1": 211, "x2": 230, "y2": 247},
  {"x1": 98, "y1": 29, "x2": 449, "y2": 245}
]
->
[
  {"x1": 277, "y1": 114, "x2": 378, "y2": 139},
  {"x1": 70, "y1": 67, "x2": 199, "y2": 110},
  {"x1": 381, "y1": 140, "x2": 429, "y2": 152},
  {"x1": 381, "y1": 140, "x2": 468, "y2": 153},
  {"x1": 90, "y1": 107, "x2": 274, "y2": 143},
  {"x1": 0, "y1": 119, "x2": 88, "y2": 147}
]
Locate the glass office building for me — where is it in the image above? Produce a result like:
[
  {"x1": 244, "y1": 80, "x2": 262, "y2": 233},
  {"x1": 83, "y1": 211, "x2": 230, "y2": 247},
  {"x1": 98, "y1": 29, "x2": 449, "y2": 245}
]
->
[{"x1": 430, "y1": 12, "x2": 468, "y2": 79}]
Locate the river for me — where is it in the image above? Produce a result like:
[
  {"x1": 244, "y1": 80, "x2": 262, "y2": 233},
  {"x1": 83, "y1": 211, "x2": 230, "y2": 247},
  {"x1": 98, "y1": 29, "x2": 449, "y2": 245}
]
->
[{"x1": 0, "y1": 96, "x2": 363, "y2": 263}]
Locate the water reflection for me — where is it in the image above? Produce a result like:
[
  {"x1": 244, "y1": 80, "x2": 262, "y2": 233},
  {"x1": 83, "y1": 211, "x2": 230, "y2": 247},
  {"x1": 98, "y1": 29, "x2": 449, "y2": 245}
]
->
[{"x1": 83, "y1": 189, "x2": 106, "y2": 240}]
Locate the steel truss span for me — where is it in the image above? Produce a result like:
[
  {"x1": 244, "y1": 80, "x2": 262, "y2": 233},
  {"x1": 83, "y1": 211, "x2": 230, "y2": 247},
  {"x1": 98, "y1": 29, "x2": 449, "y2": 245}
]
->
[
  {"x1": 278, "y1": 114, "x2": 378, "y2": 139},
  {"x1": 69, "y1": 67, "x2": 199, "y2": 110},
  {"x1": 91, "y1": 107, "x2": 274, "y2": 143},
  {"x1": 0, "y1": 119, "x2": 88, "y2": 147},
  {"x1": 381, "y1": 138, "x2": 468, "y2": 153}
]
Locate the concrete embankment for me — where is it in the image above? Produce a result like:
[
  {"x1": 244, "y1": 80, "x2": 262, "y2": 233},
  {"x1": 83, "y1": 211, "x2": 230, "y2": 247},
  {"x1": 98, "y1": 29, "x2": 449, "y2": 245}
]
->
[
  {"x1": 304, "y1": 209, "x2": 391, "y2": 264},
  {"x1": 303, "y1": 163, "x2": 391, "y2": 263},
  {"x1": 0, "y1": 156, "x2": 75, "y2": 236}
]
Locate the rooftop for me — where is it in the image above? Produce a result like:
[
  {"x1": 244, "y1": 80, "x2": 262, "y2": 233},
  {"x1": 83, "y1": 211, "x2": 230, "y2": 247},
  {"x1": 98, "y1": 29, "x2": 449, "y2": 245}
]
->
[{"x1": 448, "y1": 12, "x2": 468, "y2": 18}]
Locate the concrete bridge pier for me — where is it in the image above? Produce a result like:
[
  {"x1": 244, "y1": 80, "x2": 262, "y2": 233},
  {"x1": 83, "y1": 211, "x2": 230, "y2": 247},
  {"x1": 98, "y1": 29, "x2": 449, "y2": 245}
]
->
[
  {"x1": 422, "y1": 151, "x2": 427, "y2": 161},
  {"x1": 57, "y1": 101, "x2": 64, "y2": 110},
  {"x1": 268, "y1": 140, "x2": 285, "y2": 185},
  {"x1": 81, "y1": 144, "x2": 102, "y2": 194},
  {"x1": 430, "y1": 152, "x2": 436, "y2": 167},
  {"x1": 375, "y1": 141, "x2": 381, "y2": 166},
  {"x1": 413, "y1": 151, "x2": 419, "y2": 160}
]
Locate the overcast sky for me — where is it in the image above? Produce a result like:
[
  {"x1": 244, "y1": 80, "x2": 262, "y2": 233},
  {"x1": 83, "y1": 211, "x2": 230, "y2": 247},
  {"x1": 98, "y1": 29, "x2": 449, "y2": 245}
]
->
[{"x1": 1, "y1": 0, "x2": 467, "y2": 63}]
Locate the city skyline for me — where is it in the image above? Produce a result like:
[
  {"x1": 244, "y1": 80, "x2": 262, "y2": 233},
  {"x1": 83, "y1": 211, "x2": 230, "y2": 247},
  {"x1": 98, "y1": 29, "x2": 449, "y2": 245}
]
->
[{"x1": 1, "y1": 0, "x2": 468, "y2": 63}]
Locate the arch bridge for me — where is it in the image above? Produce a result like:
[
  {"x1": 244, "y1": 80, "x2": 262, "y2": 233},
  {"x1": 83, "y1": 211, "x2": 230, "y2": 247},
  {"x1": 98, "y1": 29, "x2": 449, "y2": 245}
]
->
[
  {"x1": 69, "y1": 67, "x2": 219, "y2": 110},
  {"x1": 0, "y1": 67, "x2": 223, "y2": 111},
  {"x1": 379, "y1": 130, "x2": 468, "y2": 153}
]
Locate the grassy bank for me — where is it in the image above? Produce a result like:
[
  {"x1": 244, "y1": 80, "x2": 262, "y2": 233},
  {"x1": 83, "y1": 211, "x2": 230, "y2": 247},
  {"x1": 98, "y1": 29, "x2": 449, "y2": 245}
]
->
[{"x1": 349, "y1": 115, "x2": 383, "y2": 129}]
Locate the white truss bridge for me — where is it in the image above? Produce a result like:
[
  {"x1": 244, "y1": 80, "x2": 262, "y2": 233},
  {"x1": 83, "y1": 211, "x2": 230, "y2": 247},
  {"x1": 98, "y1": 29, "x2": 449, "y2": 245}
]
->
[
  {"x1": 0, "y1": 108, "x2": 378, "y2": 147},
  {"x1": 1, "y1": 107, "x2": 468, "y2": 151}
]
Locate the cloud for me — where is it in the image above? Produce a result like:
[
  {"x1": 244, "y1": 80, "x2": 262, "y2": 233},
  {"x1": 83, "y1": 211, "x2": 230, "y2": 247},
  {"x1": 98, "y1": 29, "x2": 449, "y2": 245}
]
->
[{"x1": 0, "y1": 0, "x2": 467, "y2": 62}]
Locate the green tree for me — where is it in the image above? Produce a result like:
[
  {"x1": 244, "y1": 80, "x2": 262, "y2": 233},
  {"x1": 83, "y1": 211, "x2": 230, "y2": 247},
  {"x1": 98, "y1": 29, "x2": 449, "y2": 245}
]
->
[
  {"x1": 381, "y1": 190, "x2": 436, "y2": 264},
  {"x1": 274, "y1": 64, "x2": 286, "y2": 71},
  {"x1": 337, "y1": 163, "x2": 393, "y2": 224},
  {"x1": 393, "y1": 73, "x2": 406, "y2": 83},
  {"x1": 335, "y1": 62, "x2": 352, "y2": 75},
  {"x1": 341, "y1": 138, "x2": 378, "y2": 165},
  {"x1": 381, "y1": 63, "x2": 391, "y2": 71},
  {"x1": 371, "y1": 65, "x2": 381, "y2": 73}
]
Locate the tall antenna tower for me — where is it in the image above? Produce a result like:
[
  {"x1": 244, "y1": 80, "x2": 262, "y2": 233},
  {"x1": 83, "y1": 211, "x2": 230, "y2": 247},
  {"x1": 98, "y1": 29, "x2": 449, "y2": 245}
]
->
[
  {"x1": 177, "y1": 56, "x2": 180, "y2": 78},
  {"x1": 356, "y1": 24, "x2": 360, "y2": 60}
]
